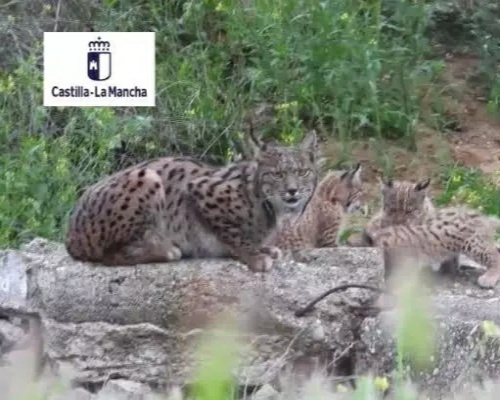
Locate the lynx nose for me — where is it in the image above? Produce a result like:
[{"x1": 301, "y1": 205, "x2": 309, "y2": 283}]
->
[{"x1": 284, "y1": 188, "x2": 300, "y2": 207}]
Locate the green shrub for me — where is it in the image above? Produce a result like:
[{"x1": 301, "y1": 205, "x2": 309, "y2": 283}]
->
[
  {"x1": 97, "y1": 0, "x2": 443, "y2": 141},
  {"x1": 0, "y1": 53, "x2": 155, "y2": 246},
  {"x1": 437, "y1": 165, "x2": 500, "y2": 216},
  {"x1": 1, "y1": 0, "x2": 446, "y2": 247},
  {"x1": 427, "y1": 1, "x2": 500, "y2": 116}
]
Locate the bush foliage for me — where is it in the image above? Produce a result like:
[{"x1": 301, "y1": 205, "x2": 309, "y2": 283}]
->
[{"x1": 1, "y1": 0, "x2": 499, "y2": 246}]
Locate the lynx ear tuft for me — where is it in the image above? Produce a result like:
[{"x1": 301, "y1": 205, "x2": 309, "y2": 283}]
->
[{"x1": 414, "y1": 178, "x2": 431, "y2": 191}]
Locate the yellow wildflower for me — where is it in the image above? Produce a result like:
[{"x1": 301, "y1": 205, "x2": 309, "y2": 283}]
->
[
  {"x1": 374, "y1": 376, "x2": 390, "y2": 392},
  {"x1": 481, "y1": 320, "x2": 500, "y2": 338}
]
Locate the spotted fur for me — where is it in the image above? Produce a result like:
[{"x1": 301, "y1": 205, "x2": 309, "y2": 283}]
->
[
  {"x1": 362, "y1": 177, "x2": 483, "y2": 273},
  {"x1": 272, "y1": 164, "x2": 365, "y2": 251},
  {"x1": 65, "y1": 132, "x2": 319, "y2": 272},
  {"x1": 361, "y1": 206, "x2": 500, "y2": 288}
]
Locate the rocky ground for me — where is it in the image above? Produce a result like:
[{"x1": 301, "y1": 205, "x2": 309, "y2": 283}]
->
[{"x1": 0, "y1": 238, "x2": 500, "y2": 399}]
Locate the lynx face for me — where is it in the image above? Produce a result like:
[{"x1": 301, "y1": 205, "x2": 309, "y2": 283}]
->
[
  {"x1": 316, "y1": 164, "x2": 365, "y2": 214},
  {"x1": 256, "y1": 134, "x2": 318, "y2": 215},
  {"x1": 381, "y1": 178, "x2": 431, "y2": 216}
]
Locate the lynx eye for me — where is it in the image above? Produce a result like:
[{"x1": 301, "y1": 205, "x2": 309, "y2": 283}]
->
[
  {"x1": 297, "y1": 169, "x2": 310, "y2": 177},
  {"x1": 272, "y1": 170, "x2": 284, "y2": 178}
]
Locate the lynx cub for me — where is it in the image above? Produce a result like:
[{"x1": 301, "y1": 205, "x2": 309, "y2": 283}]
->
[
  {"x1": 272, "y1": 164, "x2": 364, "y2": 251},
  {"x1": 361, "y1": 206, "x2": 500, "y2": 288},
  {"x1": 365, "y1": 177, "x2": 483, "y2": 272},
  {"x1": 346, "y1": 177, "x2": 432, "y2": 247},
  {"x1": 365, "y1": 178, "x2": 433, "y2": 233},
  {"x1": 65, "y1": 131, "x2": 319, "y2": 272}
]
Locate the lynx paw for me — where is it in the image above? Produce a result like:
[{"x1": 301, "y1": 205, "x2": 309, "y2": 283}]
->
[
  {"x1": 166, "y1": 246, "x2": 182, "y2": 261},
  {"x1": 260, "y1": 246, "x2": 283, "y2": 260},
  {"x1": 477, "y1": 269, "x2": 500, "y2": 288},
  {"x1": 247, "y1": 254, "x2": 274, "y2": 273}
]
